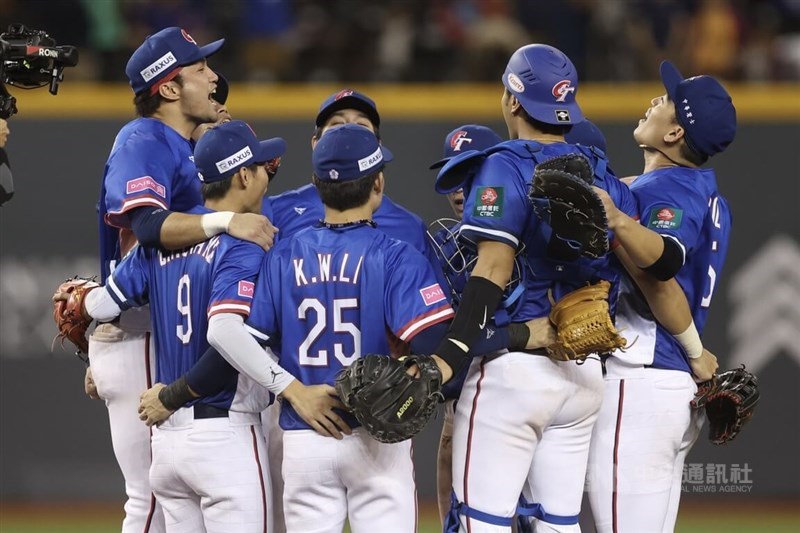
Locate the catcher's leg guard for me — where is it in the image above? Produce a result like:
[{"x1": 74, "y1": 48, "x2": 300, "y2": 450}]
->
[
  {"x1": 516, "y1": 496, "x2": 579, "y2": 532},
  {"x1": 445, "y1": 491, "x2": 514, "y2": 532}
]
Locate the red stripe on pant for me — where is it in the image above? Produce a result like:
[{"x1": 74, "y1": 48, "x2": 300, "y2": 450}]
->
[
  {"x1": 463, "y1": 359, "x2": 488, "y2": 533},
  {"x1": 251, "y1": 426, "x2": 268, "y2": 533},
  {"x1": 612, "y1": 379, "x2": 625, "y2": 533}
]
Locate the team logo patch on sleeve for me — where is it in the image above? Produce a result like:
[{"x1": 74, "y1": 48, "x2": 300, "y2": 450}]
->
[
  {"x1": 126, "y1": 177, "x2": 166, "y2": 198},
  {"x1": 473, "y1": 186, "x2": 504, "y2": 218},
  {"x1": 237, "y1": 280, "x2": 255, "y2": 298},
  {"x1": 419, "y1": 284, "x2": 446, "y2": 306},
  {"x1": 647, "y1": 207, "x2": 684, "y2": 230}
]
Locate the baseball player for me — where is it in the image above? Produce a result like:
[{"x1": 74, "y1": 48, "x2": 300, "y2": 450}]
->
[
  {"x1": 429, "y1": 44, "x2": 639, "y2": 533},
  {"x1": 90, "y1": 27, "x2": 276, "y2": 532},
  {"x1": 260, "y1": 88, "x2": 441, "y2": 532},
  {"x1": 247, "y1": 124, "x2": 455, "y2": 533},
  {"x1": 68, "y1": 120, "x2": 288, "y2": 532},
  {"x1": 428, "y1": 124, "x2": 505, "y2": 524},
  {"x1": 587, "y1": 61, "x2": 736, "y2": 533}
]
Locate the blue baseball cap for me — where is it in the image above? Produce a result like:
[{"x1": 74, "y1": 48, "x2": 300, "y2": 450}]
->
[
  {"x1": 315, "y1": 89, "x2": 380, "y2": 128},
  {"x1": 565, "y1": 119, "x2": 607, "y2": 153},
  {"x1": 126, "y1": 27, "x2": 224, "y2": 95},
  {"x1": 429, "y1": 125, "x2": 503, "y2": 169},
  {"x1": 194, "y1": 120, "x2": 287, "y2": 183},
  {"x1": 313, "y1": 124, "x2": 393, "y2": 182},
  {"x1": 502, "y1": 44, "x2": 583, "y2": 125},
  {"x1": 659, "y1": 60, "x2": 736, "y2": 157}
]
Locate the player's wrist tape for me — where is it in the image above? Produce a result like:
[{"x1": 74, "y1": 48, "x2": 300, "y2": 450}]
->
[
  {"x1": 158, "y1": 376, "x2": 196, "y2": 411},
  {"x1": 435, "y1": 276, "x2": 505, "y2": 374},
  {"x1": 507, "y1": 322, "x2": 531, "y2": 351},
  {"x1": 675, "y1": 320, "x2": 703, "y2": 359},
  {"x1": 201, "y1": 211, "x2": 235, "y2": 238}
]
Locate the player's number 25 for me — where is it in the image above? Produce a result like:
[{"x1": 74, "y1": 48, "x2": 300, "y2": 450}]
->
[{"x1": 298, "y1": 297, "x2": 361, "y2": 366}]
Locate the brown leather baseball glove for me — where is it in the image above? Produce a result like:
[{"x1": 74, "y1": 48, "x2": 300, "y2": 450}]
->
[
  {"x1": 52, "y1": 276, "x2": 99, "y2": 356},
  {"x1": 547, "y1": 280, "x2": 627, "y2": 361}
]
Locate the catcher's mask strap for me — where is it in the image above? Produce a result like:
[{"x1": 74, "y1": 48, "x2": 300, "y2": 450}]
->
[{"x1": 517, "y1": 496, "x2": 579, "y2": 525}]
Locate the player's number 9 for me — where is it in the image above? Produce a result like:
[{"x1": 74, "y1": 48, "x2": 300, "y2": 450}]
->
[
  {"x1": 176, "y1": 274, "x2": 193, "y2": 344},
  {"x1": 297, "y1": 297, "x2": 360, "y2": 366}
]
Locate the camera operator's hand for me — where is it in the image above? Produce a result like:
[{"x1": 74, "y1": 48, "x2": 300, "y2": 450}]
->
[{"x1": 0, "y1": 119, "x2": 9, "y2": 148}]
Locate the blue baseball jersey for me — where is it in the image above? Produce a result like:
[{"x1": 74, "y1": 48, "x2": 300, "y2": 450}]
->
[
  {"x1": 246, "y1": 223, "x2": 454, "y2": 431},
  {"x1": 98, "y1": 117, "x2": 203, "y2": 282},
  {"x1": 104, "y1": 206, "x2": 268, "y2": 412},
  {"x1": 263, "y1": 183, "x2": 439, "y2": 266},
  {"x1": 458, "y1": 140, "x2": 638, "y2": 321},
  {"x1": 615, "y1": 167, "x2": 731, "y2": 372}
]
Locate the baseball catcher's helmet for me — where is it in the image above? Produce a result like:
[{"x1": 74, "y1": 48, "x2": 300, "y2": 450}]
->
[
  {"x1": 502, "y1": 44, "x2": 583, "y2": 126},
  {"x1": 427, "y1": 218, "x2": 526, "y2": 325}
]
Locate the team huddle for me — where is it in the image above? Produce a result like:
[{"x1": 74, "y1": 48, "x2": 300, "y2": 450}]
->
[{"x1": 51, "y1": 26, "x2": 760, "y2": 533}]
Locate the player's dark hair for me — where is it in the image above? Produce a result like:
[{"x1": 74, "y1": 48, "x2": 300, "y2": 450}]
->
[
  {"x1": 505, "y1": 88, "x2": 573, "y2": 136},
  {"x1": 134, "y1": 74, "x2": 185, "y2": 117},
  {"x1": 313, "y1": 125, "x2": 381, "y2": 142},
  {"x1": 201, "y1": 163, "x2": 261, "y2": 201},
  {"x1": 312, "y1": 170, "x2": 380, "y2": 211}
]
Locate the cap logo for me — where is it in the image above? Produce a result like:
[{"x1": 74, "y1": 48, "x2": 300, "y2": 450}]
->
[
  {"x1": 507, "y1": 73, "x2": 525, "y2": 93},
  {"x1": 329, "y1": 169, "x2": 339, "y2": 180},
  {"x1": 140, "y1": 51, "x2": 177, "y2": 82},
  {"x1": 450, "y1": 131, "x2": 473, "y2": 151},
  {"x1": 552, "y1": 80, "x2": 575, "y2": 102},
  {"x1": 180, "y1": 29, "x2": 196, "y2": 44},
  {"x1": 357, "y1": 146, "x2": 383, "y2": 172},
  {"x1": 216, "y1": 146, "x2": 253, "y2": 173},
  {"x1": 334, "y1": 89, "x2": 354, "y2": 101}
]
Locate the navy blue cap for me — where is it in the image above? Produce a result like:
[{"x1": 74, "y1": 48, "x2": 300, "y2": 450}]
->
[
  {"x1": 212, "y1": 73, "x2": 228, "y2": 105},
  {"x1": 565, "y1": 119, "x2": 607, "y2": 153},
  {"x1": 194, "y1": 120, "x2": 286, "y2": 183},
  {"x1": 502, "y1": 44, "x2": 583, "y2": 125},
  {"x1": 315, "y1": 89, "x2": 380, "y2": 128},
  {"x1": 126, "y1": 27, "x2": 224, "y2": 95},
  {"x1": 313, "y1": 124, "x2": 393, "y2": 182},
  {"x1": 429, "y1": 125, "x2": 503, "y2": 169},
  {"x1": 660, "y1": 61, "x2": 736, "y2": 157}
]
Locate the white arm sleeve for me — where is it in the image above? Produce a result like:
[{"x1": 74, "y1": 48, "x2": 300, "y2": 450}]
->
[
  {"x1": 84, "y1": 287, "x2": 123, "y2": 322},
  {"x1": 207, "y1": 313, "x2": 296, "y2": 395}
]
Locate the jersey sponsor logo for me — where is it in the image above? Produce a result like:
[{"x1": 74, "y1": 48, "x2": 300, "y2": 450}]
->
[
  {"x1": 450, "y1": 130, "x2": 473, "y2": 152},
  {"x1": 473, "y1": 186, "x2": 504, "y2": 217},
  {"x1": 126, "y1": 176, "x2": 166, "y2": 198},
  {"x1": 420, "y1": 283, "x2": 446, "y2": 306},
  {"x1": 552, "y1": 80, "x2": 575, "y2": 102},
  {"x1": 647, "y1": 207, "x2": 684, "y2": 230},
  {"x1": 357, "y1": 146, "x2": 383, "y2": 172},
  {"x1": 507, "y1": 73, "x2": 525, "y2": 93},
  {"x1": 140, "y1": 51, "x2": 177, "y2": 82},
  {"x1": 215, "y1": 146, "x2": 253, "y2": 173},
  {"x1": 180, "y1": 29, "x2": 196, "y2": 44},
  {"x1": 238, "y1": 280, "x2": 255, "y2": 299}
]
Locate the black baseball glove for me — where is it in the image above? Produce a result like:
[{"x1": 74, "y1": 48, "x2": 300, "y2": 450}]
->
[
  {"x1": 528, "y1": 154, "x2": 609, "y2": 259},
  {"x1": 691, "y1": 365, "x2": 760, "y2": 445},
  {"x1": 335, "y1": 354, "x2": 444, "y2": 443}
]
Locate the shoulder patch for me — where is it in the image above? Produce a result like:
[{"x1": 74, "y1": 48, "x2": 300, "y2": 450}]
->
[
  {"x1": 472, "y1": 186, "x2": 504, "y2": 218},
  {"x1": 647, "y1": 207, "x2": 683, "y2": 230},
  {"x1": 419, "y1": 283, "x2": 447, "y2": 306},
  {"x1": 238, "y1": 280, "x2": 255, "y2": 299}
]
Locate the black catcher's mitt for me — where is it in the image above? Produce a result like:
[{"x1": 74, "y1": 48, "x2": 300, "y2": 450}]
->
[
  {"x1": 529, "y1": 154, "x2": 609, "y2": 259},
  {"x1": 335, "y1": 354, "x2": 444, "y2": 443},
  {"x1": 691, "y1": 365, "x2": 760, "y2": 445}
]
